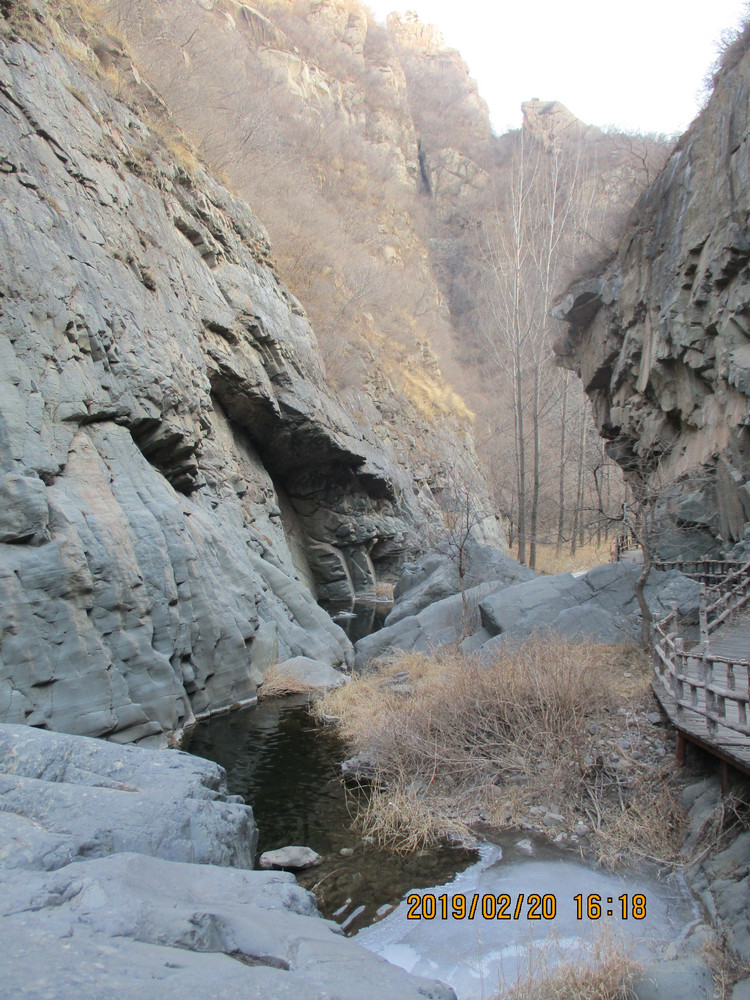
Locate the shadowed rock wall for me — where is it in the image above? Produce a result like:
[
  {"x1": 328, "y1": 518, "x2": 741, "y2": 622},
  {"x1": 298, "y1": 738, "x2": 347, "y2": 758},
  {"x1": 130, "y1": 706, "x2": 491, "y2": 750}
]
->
[
  {"x1": 554, "y1": 32, "x2": 750, "y2": 556},
  {"x1": 0, "y1": 22, "x2": 426, "y2": 743}
]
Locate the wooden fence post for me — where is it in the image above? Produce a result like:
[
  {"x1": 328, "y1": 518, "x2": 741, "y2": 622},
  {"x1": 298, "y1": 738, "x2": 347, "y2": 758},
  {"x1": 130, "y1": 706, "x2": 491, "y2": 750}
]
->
[{"x1": 699, "y1": 583, "x2": 708, "y2": 641}]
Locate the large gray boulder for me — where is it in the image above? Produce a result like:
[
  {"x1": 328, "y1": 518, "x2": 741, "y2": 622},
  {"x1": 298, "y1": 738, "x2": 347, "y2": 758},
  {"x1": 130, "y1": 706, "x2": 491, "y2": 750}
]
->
[
  {"x1": 479, "y1": 573, "x2": 593, "y2": 636},
  {"x1": 702, "y1": 831, "x2": 750, "y2": 962},
  {"x1": 270, "y1": 656, "x2": 348, "y2": 690},
  {"x1": 387, "y1": 537, "x2": 535, "y2": 625},
  {"x1": 351, "y1": 562, "x2": 701, "y2": 669},
  {"x1": 632, "y1": 958, "x2": 713, "y2": 1000},
  {"x1": 0, "y1": 855, "x2": 455, "y2": 1000},
  {"x1": 0, "y1": 725, "x2": 455, "y2": 1000},
  {"x1": 478, "y1": 564, "x2": 701, "y2": 650},
  {"x1": 350, "y1": 579, "x2": 512, "y2": 671},
  {"x1": 0, "y1": 724, "x2": 258, "y2": 871}
]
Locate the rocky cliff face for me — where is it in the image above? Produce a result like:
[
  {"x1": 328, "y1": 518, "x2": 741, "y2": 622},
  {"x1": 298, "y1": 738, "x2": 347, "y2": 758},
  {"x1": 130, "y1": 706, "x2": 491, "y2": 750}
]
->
[
  {"x1": 0, "y1": 5, "x2": 440, "y2": 744},
  {"x1": 101, "y1": 0, "x2": 497, "y2": 511},
  {"x1": 554, "y1": 28, "x2": 750, "y2": 555}
]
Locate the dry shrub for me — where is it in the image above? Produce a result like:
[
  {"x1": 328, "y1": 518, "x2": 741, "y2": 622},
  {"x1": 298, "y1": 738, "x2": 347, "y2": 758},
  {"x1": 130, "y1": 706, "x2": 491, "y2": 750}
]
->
[
  {"x1": 498, "y1": 926, "x2": 640, "y2": 1000},
  {"x1": 354, "y1": 784, "x2": 474, "y2": 854},
  {"x1": 317, "y1": 640, "x2": 685, "y2": 861},
  {"x1": 689, "y1": 789, "x2": 750, "y2": 865},
  {"x1": 258, "y1": 664, "x2": 316, "y2": 700}
]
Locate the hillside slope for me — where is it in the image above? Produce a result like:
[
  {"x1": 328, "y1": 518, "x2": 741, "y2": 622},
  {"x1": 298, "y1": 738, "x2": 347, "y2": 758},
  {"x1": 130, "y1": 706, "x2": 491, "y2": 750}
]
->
[{"x1": 105, "y1": 0, "x2": 665, "y2": 559}]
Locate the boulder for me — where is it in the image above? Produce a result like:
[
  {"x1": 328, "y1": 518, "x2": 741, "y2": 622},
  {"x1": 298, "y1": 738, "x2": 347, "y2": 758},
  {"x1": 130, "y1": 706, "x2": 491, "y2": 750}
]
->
[
  {"x1": 702, "y1": 831, "x2": 750, "y2": 961},
  {"x1": 271, "y1": 656, "x2": 348, "y2": 690},
  {"x1": 353, "y1": 561, "x2": 701, "y2": 669},
  {"x1": 386, "y1": 537, "x2": 534, "y2": 625},
  {"x1": 259, "y1": 846, "x2": 323, "y2": 870},
  {"x1": 479, "y1": 574, "x2": 592, "y2": 637},
  {"x1": 584, "y1": 562, "x2": 701, "y2": 623},
  {"x1": 0, "y1": 724, "x2": 258, "y2": 871},
  {"x1": 632, "y1": 958, "x2": 713, "y2": 1000},
  {"x1": 350, "y1": 579, "x2": 509, "y2": 671},
  {"x1": 476, "y1": 565, "x2": 701, "y2": 651},
  {"x1": 0, "y1": 724, "x2": 456, "y2": 1000},
  {"x1": 0, "y1": 853, "x2": 456, "y2": 1000}
]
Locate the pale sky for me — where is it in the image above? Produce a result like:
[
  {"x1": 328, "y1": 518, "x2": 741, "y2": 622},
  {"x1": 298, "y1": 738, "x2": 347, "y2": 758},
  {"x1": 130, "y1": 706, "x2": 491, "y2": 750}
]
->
[{"x1": 367, "y1": 1, "x2": 749, "y2": 136}]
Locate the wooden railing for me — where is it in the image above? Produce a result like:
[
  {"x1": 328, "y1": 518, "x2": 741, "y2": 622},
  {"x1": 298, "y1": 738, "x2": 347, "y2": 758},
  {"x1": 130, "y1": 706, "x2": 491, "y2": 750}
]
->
[
  {"x1": 652, "y1": 557, "x2": 750, "y2": 747},
  {"x1": 653, "y1": 610, "x2": 750, "y2": 740},
  {"x1": 652, "y1": 558, "x2": 741, "y2": 590},
  {"x1": 610, "y1": 530, "x2": 639, "y2": 562},
  {"x1": 698, "y1": 558, "x2": 750, "y2": 639}
]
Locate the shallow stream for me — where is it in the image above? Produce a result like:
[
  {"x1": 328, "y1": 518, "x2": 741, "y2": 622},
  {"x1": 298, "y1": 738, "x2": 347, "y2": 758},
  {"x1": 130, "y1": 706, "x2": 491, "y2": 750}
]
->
[
  {"x1": 187, "y1": 676, "x2": 699, "y2": 997},
  {"x1": 186, "y1": 696, "x2": 478, "y2": 934}
]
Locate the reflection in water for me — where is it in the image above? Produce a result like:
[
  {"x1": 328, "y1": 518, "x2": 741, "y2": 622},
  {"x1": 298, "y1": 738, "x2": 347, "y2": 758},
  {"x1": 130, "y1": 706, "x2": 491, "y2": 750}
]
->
[
  {"x1": 320, "y1": 600, "x2": 391, "y2": 644},
  {"x1": 186, "y1": 699, "x2": 698, "y2": 995},
  {"x1": 185, "y1": 698, "x2": 478, "y2": 934}
]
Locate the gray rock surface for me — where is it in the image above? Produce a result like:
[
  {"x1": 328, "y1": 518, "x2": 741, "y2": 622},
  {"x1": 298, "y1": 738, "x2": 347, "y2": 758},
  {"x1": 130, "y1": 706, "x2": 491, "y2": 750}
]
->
[
  {"x1": 259, "y1": 846, "x2": 324, "y2": 870},
  {"x1": 702, "y1": 831, "x2": 750, "y2": 962},
  {"x1": 0, "y1": 724, "x2": 258, "y2": 871},
  {"x1": 478, "y1": 563, "x2": 701, "y2": 650},
  {"x1": 0, "y1": 25, "x2": 453, "y2": 743},
  {"x1": 0, "y1": 724, "x2": 455, "y2": 1000},
  {"x1": 351, "y1": 561, "x2": 701, "y2": 668},
  {"x1": 554, "y1": 35, "x2": 750, "y2": 553},
  {"x1": 632, "y1": 958, "x2": 713, "y2": 1000},
  {"x1": 350, "y1": 579, "x2": 508, "y2": 670},
  {"x1": 386, "y1": 537, "x2": 533, "y2": 625},
  {"x1": 271, "y1": 656, "x2": 349, "y2": 690}
]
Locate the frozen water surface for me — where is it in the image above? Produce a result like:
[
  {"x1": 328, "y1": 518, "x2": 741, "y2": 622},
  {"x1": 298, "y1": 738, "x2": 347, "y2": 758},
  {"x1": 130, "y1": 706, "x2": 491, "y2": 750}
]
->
[{"x1": 356, "y1": 839, "x2": 699, "y2": 1000}]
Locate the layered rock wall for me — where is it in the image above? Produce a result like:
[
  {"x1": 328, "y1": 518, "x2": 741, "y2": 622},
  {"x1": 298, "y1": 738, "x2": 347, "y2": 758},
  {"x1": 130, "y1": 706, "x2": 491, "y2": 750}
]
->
[
  {"x1": 554, "y1": 32, "x2": 750, "y2": 554},
  {"x1": 0, "y1": 14, "x2": 427, "y2": 743}
]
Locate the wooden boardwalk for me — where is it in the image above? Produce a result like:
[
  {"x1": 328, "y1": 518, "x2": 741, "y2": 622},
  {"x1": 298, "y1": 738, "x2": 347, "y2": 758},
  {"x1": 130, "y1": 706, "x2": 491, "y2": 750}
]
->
[{"x1": 651, "y1": 560, "x2": 750, "y2": 776}]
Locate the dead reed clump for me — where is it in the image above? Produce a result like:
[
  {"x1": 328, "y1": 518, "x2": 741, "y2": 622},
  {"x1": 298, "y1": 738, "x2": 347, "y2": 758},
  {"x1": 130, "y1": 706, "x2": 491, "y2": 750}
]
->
[
  {"x1": 317, "y1": 639, "x2": 686, "y2": 861},
  {"x1": 257, "y1": 664, "x2": 315, "y2": 700},
  {"x1": 354, "y1": 784, "x2": 474, "y2": 854},
  {"x1": 497, "y1": 927, "x2": 641, "y2": 1000}
]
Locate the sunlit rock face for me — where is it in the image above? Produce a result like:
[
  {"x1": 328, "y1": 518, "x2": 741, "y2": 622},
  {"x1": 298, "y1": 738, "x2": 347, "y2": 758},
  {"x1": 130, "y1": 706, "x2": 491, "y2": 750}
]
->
[
  {"x1": 0, "y1": 19, "x2": 436, "y2": 743},
  {"x1": 554, "y1": 31, "x2": 750, "y2": 556}
]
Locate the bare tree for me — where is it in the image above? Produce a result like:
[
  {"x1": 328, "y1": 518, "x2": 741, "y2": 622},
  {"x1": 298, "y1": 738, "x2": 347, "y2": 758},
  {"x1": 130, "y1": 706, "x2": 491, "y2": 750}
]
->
[{"x1": 477, "y1": 128, "x2": 594, "y2": 568}]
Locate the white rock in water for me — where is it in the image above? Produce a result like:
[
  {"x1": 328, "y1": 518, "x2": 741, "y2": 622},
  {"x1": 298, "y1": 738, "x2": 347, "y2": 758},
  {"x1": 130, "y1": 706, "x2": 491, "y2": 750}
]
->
[
  {"x1": 259, "y1": 846, "x2": 323, "y2": 870},
  {"x1": 515, "y1": 839, "x2": 534, "y2": 856}
]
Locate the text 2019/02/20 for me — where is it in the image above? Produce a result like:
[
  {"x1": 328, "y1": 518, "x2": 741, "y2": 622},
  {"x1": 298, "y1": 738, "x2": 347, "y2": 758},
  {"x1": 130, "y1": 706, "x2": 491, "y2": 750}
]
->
[{"x1": 405, "y1": 893, "x2": 647, "y2": 921}]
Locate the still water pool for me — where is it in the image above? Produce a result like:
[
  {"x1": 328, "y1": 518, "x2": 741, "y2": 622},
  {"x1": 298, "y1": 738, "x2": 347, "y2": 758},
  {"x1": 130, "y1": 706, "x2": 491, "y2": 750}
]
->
[
  {"x1": 185, "y1": 696, "x2": 478, "y2": 933},
  {"x1": 187, "y1": 697, "x2": 699, "y2": 998}
]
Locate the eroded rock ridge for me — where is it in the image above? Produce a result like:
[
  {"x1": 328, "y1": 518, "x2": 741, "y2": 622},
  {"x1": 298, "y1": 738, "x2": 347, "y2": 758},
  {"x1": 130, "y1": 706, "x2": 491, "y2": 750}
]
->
[
  {"x1": 0, "y1": 11, "x2": 438, "y2": 743},
  {"x1": 554, "y1": 30, "x2": 750, "y2": 555}
]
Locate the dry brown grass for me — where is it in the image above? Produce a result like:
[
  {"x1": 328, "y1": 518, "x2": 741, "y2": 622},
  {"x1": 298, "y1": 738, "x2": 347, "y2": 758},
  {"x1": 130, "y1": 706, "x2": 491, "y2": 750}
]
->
[
  {"x1": 317, "y1": 640, "x2": 686, "y2": 861},
  {"x1": 497, "y1": 927, "x2": 640, "y2": 1000},
  {"x1": 534, "y1": 542, "x2": 612, "y2": 577},
  {"x1": 257, "y1": 664, "x2": 316, "y2": 700},
  {"x1": 704, "y1": 935, "x2": 750, "y2": 1000}
]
